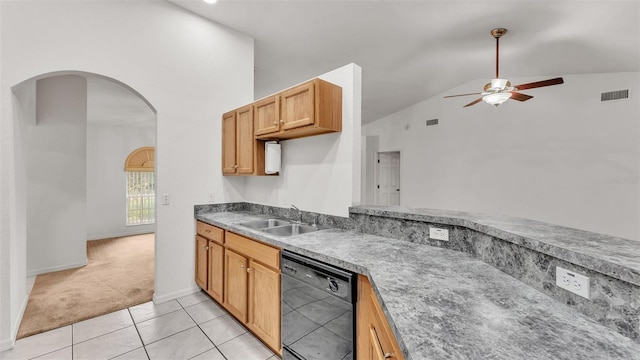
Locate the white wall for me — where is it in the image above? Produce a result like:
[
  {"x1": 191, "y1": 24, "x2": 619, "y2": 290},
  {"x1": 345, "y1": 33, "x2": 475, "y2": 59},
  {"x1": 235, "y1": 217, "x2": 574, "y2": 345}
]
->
[
  {"x1": 363, "y1": 72, "x2": 640, "y2": 240},
  {"x1": 0, "y1": 1, "x2": 253, "y2": 348},
  {"x1": 0, "y1": 74, "x2": 30, "y2": 352},
  {"x1": 86, "y1": 123, "x2": 156, "y2": 240},
  {"x1": 241, "y1": 64, "x2": 362, "y2": 217},
  {"x1": 26, "y1": 75, "x2": 88, "y2": 276}
]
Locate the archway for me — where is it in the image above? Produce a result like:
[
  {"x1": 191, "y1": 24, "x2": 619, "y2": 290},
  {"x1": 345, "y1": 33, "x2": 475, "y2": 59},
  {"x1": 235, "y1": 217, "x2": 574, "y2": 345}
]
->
[{"x1": 11, "y1": 71, "x2": 157, "y2": 338}]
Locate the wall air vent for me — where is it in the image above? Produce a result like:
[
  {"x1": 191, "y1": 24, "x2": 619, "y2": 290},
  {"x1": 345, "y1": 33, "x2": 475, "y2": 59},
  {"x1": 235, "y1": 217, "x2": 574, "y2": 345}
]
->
[
  {"x1": 601, "y1": 89, "x2": 629, "y2": 102},
  {"x1": 425, "y1": 119, "x2": 439, "y2": 126}
]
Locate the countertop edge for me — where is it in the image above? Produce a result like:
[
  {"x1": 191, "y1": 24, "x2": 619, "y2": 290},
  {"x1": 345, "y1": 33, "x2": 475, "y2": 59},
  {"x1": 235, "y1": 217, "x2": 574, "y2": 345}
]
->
[
  {"x1": 349, "y1": 206, "x2": 640, "y2": 286},
  {"x1": 194, "y1": 213, "x2": 413, "y2": 359}
]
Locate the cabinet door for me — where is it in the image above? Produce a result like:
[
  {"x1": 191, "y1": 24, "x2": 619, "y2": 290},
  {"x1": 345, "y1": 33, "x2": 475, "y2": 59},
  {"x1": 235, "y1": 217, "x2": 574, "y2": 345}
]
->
[
  {"x1": 221, "y1": 111, "x2": 237, "y2": 174},
  {"x1": 195, "y1": 236, "x2": 209, "y2": 290},
  {"x1": 247, "y1": 260, "x2": 281, "y2": 352},
  {"x1": 207, "y1": 241, "x2": 224, "y2": 303},
  {"x1": 280, "y1": 81, "x2": 315, "y2": 130},
  {"x1": 358, "y1": 275, "x2": 404, "y2": 360},
  {"x1": 236, "y1": 105, "x2": 254, "y2": 174},
  {"x1": 224, "y1": 249, "x2": 248, "y2": 322},
  {"x1": 254, "y1": 95, "x2": 280, "y2": 136}
]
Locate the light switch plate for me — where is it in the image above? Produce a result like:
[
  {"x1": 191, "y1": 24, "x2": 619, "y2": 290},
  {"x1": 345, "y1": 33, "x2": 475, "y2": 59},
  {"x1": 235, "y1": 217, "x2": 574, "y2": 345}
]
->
[
  {"x1": 429, "y1": 227, "x2": 449, "y2": 241},
  {"x1": 162, "y1": 194, "x2": 170, "y2": 205},
  {"x1": 556, "y1": 266, "x2": 590, "y2": 299}
]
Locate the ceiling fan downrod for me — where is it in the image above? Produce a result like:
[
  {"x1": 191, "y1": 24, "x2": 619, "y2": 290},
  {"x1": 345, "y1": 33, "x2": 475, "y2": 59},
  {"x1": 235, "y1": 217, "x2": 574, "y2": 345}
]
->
[{"x1": 491, "y1": 28, "x2": 507, "y2": 79}]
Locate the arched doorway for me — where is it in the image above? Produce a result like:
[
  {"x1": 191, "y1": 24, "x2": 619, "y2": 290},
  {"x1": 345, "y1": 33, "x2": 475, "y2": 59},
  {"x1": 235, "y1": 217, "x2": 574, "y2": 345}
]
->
[{"x1": 11, "y1": 71, "x2": 157, "y2": 338}]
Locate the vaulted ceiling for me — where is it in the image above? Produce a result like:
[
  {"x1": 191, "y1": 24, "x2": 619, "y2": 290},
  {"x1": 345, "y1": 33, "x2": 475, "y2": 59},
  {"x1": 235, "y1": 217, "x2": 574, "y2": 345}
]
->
[{"x1": 168, "y1": 0, "x2": 639, "y2": 123}]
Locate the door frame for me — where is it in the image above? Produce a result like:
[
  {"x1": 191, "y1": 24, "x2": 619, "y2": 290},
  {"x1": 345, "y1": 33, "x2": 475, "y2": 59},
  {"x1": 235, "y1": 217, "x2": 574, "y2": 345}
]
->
[{"x1": 374, "y1": 151, "x2": 401, "y2": 206}]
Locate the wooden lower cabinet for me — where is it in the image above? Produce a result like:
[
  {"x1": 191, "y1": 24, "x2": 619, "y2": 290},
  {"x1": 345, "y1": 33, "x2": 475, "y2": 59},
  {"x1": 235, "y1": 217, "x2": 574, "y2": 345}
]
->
[
  {"x1": 224, "y1": 249, "x2": 249, "y2": 322},
  {"x1": 219, "y1": 232, "x2": 282, "y2": 356},
  {"x1": 207, "y1": 241, "x2": 224, "y2": 303},
  {"x1": 357, "y1": 275, "x2": 405, "y2": 360},
  {"x1": 195, "y1": 222, "x2": 225, "y2": 303},
  {"x1": 247, "y1": 259, "x2": 281, "y2": 352},
  {"x1": 195, "y1": 236, "x2": 209, "y2": 290}
]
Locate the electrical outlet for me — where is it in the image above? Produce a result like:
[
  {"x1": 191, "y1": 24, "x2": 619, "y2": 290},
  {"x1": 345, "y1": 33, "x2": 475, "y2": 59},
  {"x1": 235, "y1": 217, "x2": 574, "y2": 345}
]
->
[
  {"x1": 162, "y1": 194, "x2": 170, "y2": 205},
  {"x1": 429, "y1": 227, "x2": 449, "y2": 241},
  {"x1": 208, "y1": 193, "x2": 215, "y2": 202},
  {"x1": 556, "y1": 266, "x2": 590, "y2": 299}
]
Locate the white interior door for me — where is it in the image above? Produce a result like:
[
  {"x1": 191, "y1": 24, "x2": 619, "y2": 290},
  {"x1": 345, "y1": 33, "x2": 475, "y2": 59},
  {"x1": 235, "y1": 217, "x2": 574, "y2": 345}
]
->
[{"x1": 376, "y1": 152, "x2": 400, "y2": 206}]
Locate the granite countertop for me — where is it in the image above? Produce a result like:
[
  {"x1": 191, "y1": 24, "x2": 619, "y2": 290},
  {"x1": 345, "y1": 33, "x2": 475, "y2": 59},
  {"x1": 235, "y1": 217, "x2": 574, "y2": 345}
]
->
[
  {"x1": 351, "y1": 205, "x2": 640, "y2": 286},
  {"x1": 195, "y1": 211, "x2": 640, "y2": 360}
]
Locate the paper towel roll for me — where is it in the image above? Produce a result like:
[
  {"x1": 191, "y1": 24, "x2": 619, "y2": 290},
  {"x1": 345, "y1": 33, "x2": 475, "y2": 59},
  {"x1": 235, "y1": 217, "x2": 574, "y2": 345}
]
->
[{"x1": 265, "y1": 141, "x2": 281, "y2": 174}]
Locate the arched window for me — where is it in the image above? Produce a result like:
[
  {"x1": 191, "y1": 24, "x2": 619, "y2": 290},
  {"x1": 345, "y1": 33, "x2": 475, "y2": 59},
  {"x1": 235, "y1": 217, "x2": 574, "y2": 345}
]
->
[{"x1": 125, "y1": 147, "x2": 155, "y2": 226}]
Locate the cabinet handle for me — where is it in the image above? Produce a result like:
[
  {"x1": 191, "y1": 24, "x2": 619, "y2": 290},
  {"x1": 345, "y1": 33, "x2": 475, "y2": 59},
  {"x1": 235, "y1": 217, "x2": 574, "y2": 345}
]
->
[
  {"x1": 247, "y1": 268, "x2": 252, "y2": 273},
  {"x1": 203, "y1": 246, "x2": 209, "y2": 250},
  {"x1": 240, "y1": 264, "x2": 245, "y2": 269},
  {"x1": 233, "y1": 165, "x2": 238, "y2": 168},
  {"x1": 371, "y1": 327, "x2": 393, "y2": 359},
  {"x1": 280, "y1": 119, "x2": 284, "y2": 124},
  {"x1": 205, "y1": 229, "x2": 211, "y2": 233},
  {"x1": 273, "y1": 121, "x2": 278, "y2": 125}
]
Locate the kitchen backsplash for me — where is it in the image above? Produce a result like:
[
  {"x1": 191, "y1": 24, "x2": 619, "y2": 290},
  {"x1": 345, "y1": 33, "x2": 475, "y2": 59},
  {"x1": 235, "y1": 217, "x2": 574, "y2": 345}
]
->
[
  {"x1": 348, "y1": 211, "x2": 640, "y2": 343},
  {"x1": 194, "y1": 202, "x2": 639, "y2": 342}
]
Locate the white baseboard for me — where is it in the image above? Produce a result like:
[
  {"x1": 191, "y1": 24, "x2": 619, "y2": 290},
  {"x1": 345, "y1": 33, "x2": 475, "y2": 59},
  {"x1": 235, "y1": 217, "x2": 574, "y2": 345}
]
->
[
  {"x1": 0, "y1": 338, "x2": 13, "y2": 352},
  {"x1": 86, "y1": 230, "x2": 154, "y2": 241},
  {"x1": 152, "y1": 285, "x2": 200, "y2": 304},
  {"x1": 0, "y1": 293, "x2": 29, "y2": 351},
  {"x1": 26, "y1": 260, "x2": 87, "y2": 277}
]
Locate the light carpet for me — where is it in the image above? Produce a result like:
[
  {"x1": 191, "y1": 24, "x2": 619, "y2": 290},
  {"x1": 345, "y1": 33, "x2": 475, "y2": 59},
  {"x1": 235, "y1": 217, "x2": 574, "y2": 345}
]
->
[{"x1": 17, "y1": 233, "x2": 154, "y2": 339}]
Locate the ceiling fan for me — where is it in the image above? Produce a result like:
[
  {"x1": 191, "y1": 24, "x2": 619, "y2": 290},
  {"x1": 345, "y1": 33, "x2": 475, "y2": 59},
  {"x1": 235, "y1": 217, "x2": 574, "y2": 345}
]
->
[{"x1": 445, "y1": 28, "x2": 564, "y2": 108}]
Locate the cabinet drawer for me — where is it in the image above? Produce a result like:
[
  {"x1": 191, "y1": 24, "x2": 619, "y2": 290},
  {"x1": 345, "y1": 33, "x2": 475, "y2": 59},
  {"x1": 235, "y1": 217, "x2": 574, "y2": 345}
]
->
[
  {"x1": 226, "y1": 232, "x2": 280, "y2": 269},
  {"x1": 196, "y1": 221, "x2": 224, "y2": 244}
]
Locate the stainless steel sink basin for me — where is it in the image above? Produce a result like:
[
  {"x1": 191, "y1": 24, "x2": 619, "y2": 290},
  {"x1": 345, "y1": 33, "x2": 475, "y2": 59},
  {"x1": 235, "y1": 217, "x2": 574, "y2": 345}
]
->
[
  {"x1": 261, "y1": 223, "x2": 319, "y2": 237},
  {"x1": 239, "y1": 219, "x2": 290, "y2": 230}
]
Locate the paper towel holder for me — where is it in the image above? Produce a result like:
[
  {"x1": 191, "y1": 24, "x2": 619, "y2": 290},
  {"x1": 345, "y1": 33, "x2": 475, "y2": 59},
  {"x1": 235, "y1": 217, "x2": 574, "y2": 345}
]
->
[{"x1": 265, "y1": 141, "x2": 281, "y2": 175}]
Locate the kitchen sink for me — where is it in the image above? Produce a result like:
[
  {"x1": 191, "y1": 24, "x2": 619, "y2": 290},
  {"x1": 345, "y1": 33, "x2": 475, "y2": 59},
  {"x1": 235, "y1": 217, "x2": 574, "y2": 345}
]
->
[
  {"x1": 261, "y1": 223, "x2": 319, "y2": 237},
  {"x1": 239, "y1": 218, "x2": 291, "y2": 230},
  {"x1": 238, "y1": 218, "x2": 322, "y2": 237}
]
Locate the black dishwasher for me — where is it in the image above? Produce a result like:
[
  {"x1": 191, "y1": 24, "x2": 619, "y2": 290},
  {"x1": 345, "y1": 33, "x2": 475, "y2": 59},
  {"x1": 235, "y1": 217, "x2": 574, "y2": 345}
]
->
[{"x1": 281, "y1": 250, "x2": 357, "y2": 360}]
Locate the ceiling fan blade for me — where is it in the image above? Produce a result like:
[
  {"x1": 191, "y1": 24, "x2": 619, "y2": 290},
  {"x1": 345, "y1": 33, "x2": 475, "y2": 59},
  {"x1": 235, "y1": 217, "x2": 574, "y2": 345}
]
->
[
  {"x1": 463, "y1": 98, "x2": 483, "y2": 107},
  {"x1": 509, "y1": 92, "x2": 533, "y2": 102},
  {"x1": 444, "y1": 92, "x2": 483, "y2": 98},
  {"x1": 513, "y1": 77, "x2": 564, "y2": 91}
]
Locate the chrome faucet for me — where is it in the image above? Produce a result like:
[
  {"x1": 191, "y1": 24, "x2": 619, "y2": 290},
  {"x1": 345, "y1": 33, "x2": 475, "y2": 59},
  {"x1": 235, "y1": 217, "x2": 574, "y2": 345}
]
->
[{"x1": 290, "y1": 205, "x2": 303, "y2": 223}]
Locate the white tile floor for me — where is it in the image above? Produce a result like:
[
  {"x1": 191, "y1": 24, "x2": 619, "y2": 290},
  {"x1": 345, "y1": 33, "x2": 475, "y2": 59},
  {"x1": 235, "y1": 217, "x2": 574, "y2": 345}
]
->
[{"x1": 0, "y1": 291, "x2": 278, "y2": 360}]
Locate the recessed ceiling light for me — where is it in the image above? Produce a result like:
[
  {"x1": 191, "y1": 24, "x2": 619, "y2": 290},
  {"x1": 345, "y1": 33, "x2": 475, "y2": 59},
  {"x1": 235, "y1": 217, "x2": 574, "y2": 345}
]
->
[{"x1": 204, "y1": 0, "x2": 217, "y2": 4}]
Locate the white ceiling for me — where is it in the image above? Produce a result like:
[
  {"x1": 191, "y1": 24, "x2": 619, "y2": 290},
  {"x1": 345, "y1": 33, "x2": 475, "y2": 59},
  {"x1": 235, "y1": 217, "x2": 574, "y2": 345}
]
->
[{"x1": 168, "y1": 0, "x2": 640, "y2": 123}]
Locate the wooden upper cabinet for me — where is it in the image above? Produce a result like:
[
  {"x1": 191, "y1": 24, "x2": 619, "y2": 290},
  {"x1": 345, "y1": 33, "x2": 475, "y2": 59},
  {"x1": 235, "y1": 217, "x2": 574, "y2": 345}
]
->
[
  {"x1": 254, "y1": 78, "x2": 342, "y2": 141},
  {"x1": 254, "y1": 95, "x2": 280, "y2": 136},
  {"x1": 222, "y1": 77, "x2": 341, "y2": 174},
  {"x1": 281, "y1": 81, "x2": 315, "y2": 130},
  {"x1": 221, "y1": 105, "x2": 268, "y2": 176},
  {"x1": 236, "y1": 105, "x2": 254, "y2": 174},
  {"x1": 221, "y1": 111, "x2": 237, "y2": 175}
]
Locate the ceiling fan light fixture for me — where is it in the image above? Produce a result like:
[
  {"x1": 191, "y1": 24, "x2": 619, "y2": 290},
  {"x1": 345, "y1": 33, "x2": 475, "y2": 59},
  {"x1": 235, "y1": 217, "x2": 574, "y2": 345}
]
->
[
  {"x1": 490, "y1": 78, "x2": 509, "y2": 90},
  {"x1": 483, "y1": 92, "x2": 512, "y2": 107}
]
